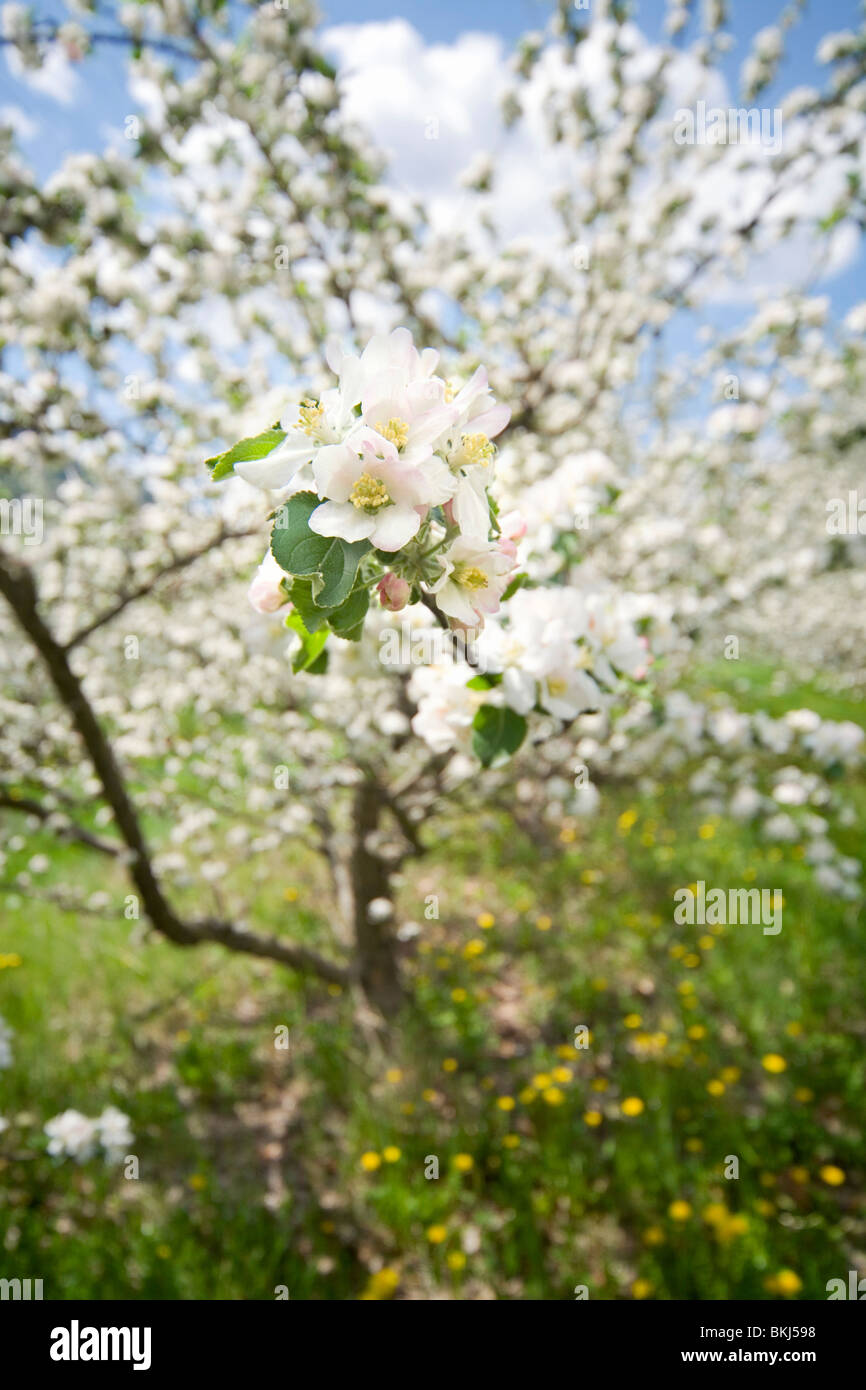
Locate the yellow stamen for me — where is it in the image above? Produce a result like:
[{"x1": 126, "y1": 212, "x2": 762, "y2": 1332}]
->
[
  {"x1": 350, "y1": 472, "x2": 391, "y2": 512},
  {"x1": 444, "y1": 381, "x2": 456, "y2": 403},
  {"x1": 298, "y1": 398, "x2": 324, "y2": 436},
  {"x1": 377, "y1": 418, "x2": 409, "y2": 450},
  {"x1": 454, "y1": 563, "x2": 488, "y2": 591},
  {"x1": 547, "y1": 676, "x2": 568, "y2": 697},
  {"x1": 460, "y1": 432, "x2": 495, "y2": 467}
]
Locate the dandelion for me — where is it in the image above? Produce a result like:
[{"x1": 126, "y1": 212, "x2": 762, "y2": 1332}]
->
[
  {"x1": 446, "y1": 1251, "x2": 467, "y2": 1271},
  {"x1": 542, "y1": 1087, "x2": 565, "y2": 1106},
  {"x1": 476, "y1": 912, "x2": 495, "y2": 929},
  {"x1": 621, "y1": 1097, "x2": 644, "y2": 1117},
  {"x1": 442, "y1": 1058, "x2": 458, "y2": 1073},
  {"x1": 668, "y1": 1200, "x2": 692, "y2": 1221},
  {"x1": 632, "y1": 1278, "x2": 654, "y2": 1299},
  {"x1": 383, "y1": 1146, "x2": 401, "y2": 1163},
  {"x1": 453, "y1": 1153, "x2": 474, "y2": 1172},
  {"x1": 584, "y1": 1110, "x2": 603, "y2": 1127},
  {"x1": 360, "y1": 1151, "x2": 381, "y2": 1172},
  {"x1": 765, "y1": 1270, "x2": 802, "y2": 1296},
  {"x1": 426, "y1": 1224, "x2": 447, "y2": 1244},
  {"x1": 819, "y1": 1165, "x2": 845, "y2": 1186},
  {"x1": 762, "y1": 1053, "x2": 787, "y2": 1074},
  {"x1": 496, "y1": 1096, "x2": 515, "y2": 1111}
]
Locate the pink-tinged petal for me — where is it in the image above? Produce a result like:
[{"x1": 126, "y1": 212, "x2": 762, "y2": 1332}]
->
[
  {"x1": 360, "y1": 431, "x2": 401, "y2": 468},
  {"x1": 312, "y1": 443, "x2": 362, "y2": 501},
  {"x1": 309, "y1": 501, "x2": 373, "y2": 542},
  {"x1": 369, "y1": 504, "x2": 422, "y2": 551},
  {"x1": 409, "y1": 404, "x2": 457, "y2": 448},
  {"x1": 453, "y1": 366, "x2": 487, "y2": 407},
  {"x1": 469, "y1": 402, "x2": 511, "y2": 438},
  {"x1": 435, "y1": 582, "x2": 480, "y2": 626},
  {"x1": 452, "y1": 476, "x2": 490, "y2": 536}
]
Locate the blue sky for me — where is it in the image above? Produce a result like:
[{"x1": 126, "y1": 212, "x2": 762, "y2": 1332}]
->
[
  {"x1": 7, "y1": 0, "x2": 862, "y2": 176},
  {"x1": 4, "y1": 0, "x2": 863, "y2": 321}
]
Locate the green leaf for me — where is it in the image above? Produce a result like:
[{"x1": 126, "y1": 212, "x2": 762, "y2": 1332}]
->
[
  {"x1": 206, "y1": 426, "x2": 286, "y2": 481},
  {"x1": 466, "y1": 672, "x2": 503, "y2": 691},
  {"x1": 328, "y1": 585, "x2": 370, "y2": 640},
  {"x1": 471, "y1": 705, "x2": 528, "y2": 767},
  {"x1": 501, "y1": 572, "x2": 529, "y2": 602},
  {"x1": 271, "y1": 496, "x2": 369, "y2": 606},
  {"x1": 287, "y1": 577, "x2": 330, "y2": 632},
  {"x1": 316, "y1": 538, "x2": 370, "y2": 607},
  {"x1": 270, "y1": 492, "x2": 320, "y2": 571},
  {"x1": 288, "y1": 617, "x2": 330, "y2": 675}
]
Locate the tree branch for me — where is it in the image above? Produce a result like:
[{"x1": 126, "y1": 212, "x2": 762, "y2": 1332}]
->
[
  {"x1": 0, "y1": 545, "x2": 348, "y2": 988},
  {"x1": 0, "y1": 788, "x2": 121, "y2": 857},
  {"x1": 64, "y1": 525, "x2": 258, "y2": 651}
]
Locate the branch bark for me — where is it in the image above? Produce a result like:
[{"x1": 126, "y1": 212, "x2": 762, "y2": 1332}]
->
[{"x1": 0, "y1": 545, "x2": 348, "y2": 988}]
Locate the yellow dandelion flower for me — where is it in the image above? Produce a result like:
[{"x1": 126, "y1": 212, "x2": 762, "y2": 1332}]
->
[
  {"x1": 360, "y1": 1151, "x2": 382, "y2": 1172},
  {"x1": 476, "y1": 912, "x2": 495, "y2": 929},
  {"x1": 762, "y1": 1053, "x2": 787, "y2": 1074},
  {"x1": 624, "y1": 1013, "x2": 642, "y2": 1029},
  {"x1": 552, "y1": 1066, "x2": 573, "y2": 1083},
  {"x1": 383, "y1": 1146, "x2": 401, "y2": 1163},
  {"x1": 794, "y1": 1086, "x2": 813, "y2": 1103},
  {"x1": 446, "y1": 1251, "x2": 466, "y2": 1271},
  {"x1": 463, "y1": 939, "x2": 485, "y2": 959},
  {"x1": 502, "y1": 1134, "x2": 520, "y2": 1149},
  {"x1": 643, "y1": 1226, "x2": 664, "y2": 1246},
  {"x1": 632, "y1": 1278, "x2": 654, "y2": 1299},
  {"x1": 451, "y1": 988, "x2": 468, "y2": 1003},
  {"x1": 707, "y1": 1079, "x2": 725, "y2": 1097},
  {"x1": 767, "y1": 1269, "x2": 802, "y2": 1296},
  {"x1": 583, "y1": 1110, "x2": 603, "y2": 1127},
  {"x1": 668, "y1": 1200, "x2": 692, "y2": 1222},
  {"x1": 496, "y1": 1095, "x2": 516, "y2": 1111},
  {"x1": 442, "y1": 1058, "x2": 458, "y2": 1073},
  {"x1": 819, "y1": 1165, "x2": 845, "y2": 1186},
  {"x1": 453, "y1": 1153, "x2": 474, "y2": 1172},
  {"x1": 532, "y1": 1073, "x2": 552, "y2": 1090},
  {"x1": 385, "y1": 1068, "x2": 403, "y2": 1084},
  {"x1": 519, "y1": 1087, "x2": 537, "y2": 1105},
  {"x1": 535, "y1": 915, "x2": 552, "y2": 932},
  {"x1": 621, "y1": 1096, "x2": 644, "y2": 1117},
  {"x1": 543, "y1": 1087, "x2": 565, "y2": 1106},
  {"x1": 426, "y1": 1225, "x2": 447, "y2": 1245}
]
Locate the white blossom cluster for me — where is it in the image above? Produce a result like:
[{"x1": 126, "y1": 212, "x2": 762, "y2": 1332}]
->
[{"x1": 44, "y1": 1106, "x2": 134, "y2": 1163}]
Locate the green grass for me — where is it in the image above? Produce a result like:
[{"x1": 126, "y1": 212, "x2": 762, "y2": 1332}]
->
[{"x1": 1, "y1": 665, "x2": 864, "y2": 1300}]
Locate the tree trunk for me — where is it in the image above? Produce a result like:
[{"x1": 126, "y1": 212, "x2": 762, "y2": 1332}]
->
[{"x1": 350, "y1": 778, "x2": 403, "y2": 1017}]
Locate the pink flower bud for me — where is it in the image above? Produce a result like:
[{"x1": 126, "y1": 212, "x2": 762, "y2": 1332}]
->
[
  {"x1": 377, "y1": 572, "x2": 411, "y2": 612},
  {"x1": 248, "y1": 552, "x2": 289, "y2": 614}
]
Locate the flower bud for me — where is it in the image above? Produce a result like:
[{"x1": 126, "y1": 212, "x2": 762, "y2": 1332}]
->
[
  {"x1": 248, "y1": 551, "x2": 289, "y2": 613},
  {"x1": 377, "y1": 572, "x2": 411, "y2": 612}
]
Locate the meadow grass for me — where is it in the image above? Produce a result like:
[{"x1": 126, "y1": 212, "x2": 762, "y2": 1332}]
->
[{"x1": 1, "y1": 663, "x2": 863, "y2": 1299}]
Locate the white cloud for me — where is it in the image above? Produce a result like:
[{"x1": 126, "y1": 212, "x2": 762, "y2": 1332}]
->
[
  {"x1": 5, "y1": 44, "x2": 82, "y2": 105},
  {"x1": 322, "y1": 16, "x2": 862, "y2": 302},
  {"x1": 0, "y1": 102, "x2": 39, "y2": 139}
]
